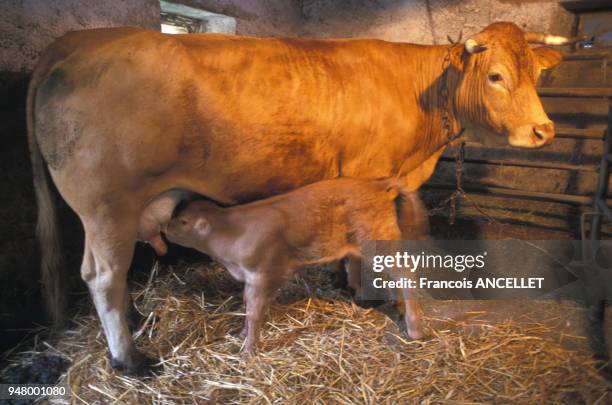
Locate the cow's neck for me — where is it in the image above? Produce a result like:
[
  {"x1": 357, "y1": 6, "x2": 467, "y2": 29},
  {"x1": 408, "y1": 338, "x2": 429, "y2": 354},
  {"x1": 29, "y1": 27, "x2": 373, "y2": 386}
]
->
[{"x1": 406, "y1": 43, "x2": 464, "y2": 154}]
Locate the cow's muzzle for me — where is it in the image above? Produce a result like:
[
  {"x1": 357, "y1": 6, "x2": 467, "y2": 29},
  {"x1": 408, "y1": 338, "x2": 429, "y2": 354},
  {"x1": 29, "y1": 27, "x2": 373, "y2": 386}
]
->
[{"x1": 509, "y1": 121, "x2": 555, "y2": 148}]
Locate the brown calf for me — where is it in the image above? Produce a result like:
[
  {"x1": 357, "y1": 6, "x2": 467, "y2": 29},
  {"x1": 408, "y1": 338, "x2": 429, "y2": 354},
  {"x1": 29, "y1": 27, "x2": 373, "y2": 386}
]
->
[{"x1": 165, "y1": 177, "x2": 427, "y2": 352}]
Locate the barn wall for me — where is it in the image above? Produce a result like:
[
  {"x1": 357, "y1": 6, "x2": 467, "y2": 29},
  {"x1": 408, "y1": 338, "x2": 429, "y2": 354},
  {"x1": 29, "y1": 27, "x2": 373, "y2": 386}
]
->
[
  {"x1": 0, "y1": 0, "x2": 160, "y2": 73},
  {"x1": 170, "y1": 0, "x2": 303, "y2": 36},
  {"x1": 297, "y1": 0, "x2": 574, "y2": 41},
  {"x1": 173, "y1": 1, "x2": 574, "y2": 41}
]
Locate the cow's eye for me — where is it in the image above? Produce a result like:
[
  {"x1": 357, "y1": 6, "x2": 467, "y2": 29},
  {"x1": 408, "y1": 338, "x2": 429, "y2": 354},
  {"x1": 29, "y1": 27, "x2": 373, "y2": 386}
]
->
[{"x1": 488, "y1": 73, "x2": 503, "y2": 83}]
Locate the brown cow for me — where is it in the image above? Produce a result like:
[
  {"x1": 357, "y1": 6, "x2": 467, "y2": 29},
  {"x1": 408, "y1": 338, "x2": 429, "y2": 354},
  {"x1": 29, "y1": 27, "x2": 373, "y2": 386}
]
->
[
  {"x1": 28, "y1": 22, "x2": 566, "y2": 373},
  {"x1": 164, "y1": 177, "x2": 426, "y2": 352}
]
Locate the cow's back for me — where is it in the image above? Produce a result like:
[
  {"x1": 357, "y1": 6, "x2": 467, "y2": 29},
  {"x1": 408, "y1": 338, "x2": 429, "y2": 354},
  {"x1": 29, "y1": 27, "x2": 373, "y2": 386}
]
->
[{"x1": 30, "y1": 28, "x2": 426, "y2": 214}]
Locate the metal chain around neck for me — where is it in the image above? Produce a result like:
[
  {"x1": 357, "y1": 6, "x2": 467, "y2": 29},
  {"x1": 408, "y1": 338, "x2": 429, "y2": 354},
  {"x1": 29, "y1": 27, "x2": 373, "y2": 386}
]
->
[
  {"x1": 430, "y1": 44, "x2": 493, "y2": 225},
  {"x1": 439, "y1": 46, "x2": 456, "y2": 144}
]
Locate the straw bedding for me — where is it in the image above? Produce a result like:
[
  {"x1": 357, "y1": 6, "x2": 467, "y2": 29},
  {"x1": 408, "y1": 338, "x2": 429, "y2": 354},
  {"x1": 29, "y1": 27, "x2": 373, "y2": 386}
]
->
[{"x1": 7, "y1": 261, "x2": 611, "y2": 404}]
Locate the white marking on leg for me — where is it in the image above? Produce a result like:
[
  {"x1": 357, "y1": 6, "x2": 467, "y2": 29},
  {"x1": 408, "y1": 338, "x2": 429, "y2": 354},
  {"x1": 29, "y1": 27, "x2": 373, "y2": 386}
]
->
[{"x1": 83, "y1": 220, "x2": 139, "y2": 368}]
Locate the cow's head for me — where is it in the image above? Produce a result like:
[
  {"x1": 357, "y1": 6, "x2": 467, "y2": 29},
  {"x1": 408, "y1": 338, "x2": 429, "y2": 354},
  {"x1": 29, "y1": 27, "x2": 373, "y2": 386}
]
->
[{"x1": 453, "y1": 22, "x2": 564, "y2": 148}]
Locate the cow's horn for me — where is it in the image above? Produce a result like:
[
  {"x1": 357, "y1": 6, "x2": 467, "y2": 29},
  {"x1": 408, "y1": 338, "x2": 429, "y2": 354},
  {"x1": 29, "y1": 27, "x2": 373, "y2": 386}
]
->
[
  {"x1": 524, "y1": 32, "x2": 587, "y2": 45},
  {"x1": 465, "y1": 38, "x2": 487, "y2": 54}
]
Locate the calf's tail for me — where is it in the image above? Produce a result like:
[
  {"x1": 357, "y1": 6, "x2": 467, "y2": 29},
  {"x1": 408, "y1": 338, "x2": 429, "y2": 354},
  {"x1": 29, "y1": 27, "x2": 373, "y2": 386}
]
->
[{"x1": 26, "y1": 74, "x2": 66, "y2": 327}]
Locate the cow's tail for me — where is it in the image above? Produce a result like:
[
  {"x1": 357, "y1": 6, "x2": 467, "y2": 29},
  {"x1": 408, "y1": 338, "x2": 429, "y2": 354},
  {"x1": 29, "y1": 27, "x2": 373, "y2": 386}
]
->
[
  {"x1": 26, "y1": 72, "x2": 66, "y2": 327},
  {"x1": 384, "y1": 178, "x2": 430, "y2": 239}
]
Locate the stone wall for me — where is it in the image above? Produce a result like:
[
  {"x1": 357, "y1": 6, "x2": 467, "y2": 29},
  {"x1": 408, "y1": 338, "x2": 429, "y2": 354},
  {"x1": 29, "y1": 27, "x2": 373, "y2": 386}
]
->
[
  {"x1": 173, "y1": 0, "x2": 303, "y2": 36},
  {"x1": 0, "y1": 0, "x2": 578, "y2": 77},
  {"x1": 176, "y1": 1, "x2": 574, "y2": 41},
  {"x1": 297, "y1": 0, "x2": 574, "y2": 42},
  {"x1": 0, "y1": 0, "x2": 160, "y2": 73}
]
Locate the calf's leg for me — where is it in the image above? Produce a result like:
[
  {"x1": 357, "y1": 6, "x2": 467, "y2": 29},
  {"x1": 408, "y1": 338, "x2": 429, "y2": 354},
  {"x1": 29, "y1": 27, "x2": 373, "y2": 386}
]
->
[
  {"x1": 346, "y1": 255, "x2": 362, "y2": 295},
  {"x1": 238, "y1": 288, "x2": 250, "y2": 339},
  {"x1": 398, "y1": 291, "x2": 424, "y2": 339},
  {"x1": 372, "y1": 226, "x2": 424, "y2": 339},
  {"x1": 243, "y1": 283, "x2": 268, "y2": 353},
  {"x1": 330, "y1": 259, "x2": 349, "y2": 290},
  {"x1": 242, "y1": 276, "x2": 282, "y2": 353}
]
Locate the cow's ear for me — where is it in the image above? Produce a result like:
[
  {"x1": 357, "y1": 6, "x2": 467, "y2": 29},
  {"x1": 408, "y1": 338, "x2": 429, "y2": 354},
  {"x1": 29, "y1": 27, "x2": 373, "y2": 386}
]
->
[
  {"x1": 533, "y1": 47, "x2": 562, "y2": 70},
  {"x1": 450, "y1": 46, "x2": 465, "y2": 71}
]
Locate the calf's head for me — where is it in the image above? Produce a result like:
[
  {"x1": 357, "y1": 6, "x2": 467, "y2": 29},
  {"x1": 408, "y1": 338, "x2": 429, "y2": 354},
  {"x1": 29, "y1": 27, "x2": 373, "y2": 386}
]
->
[
  {"x1": 165, "y1": 201, "x2": 215, "y2": 248},
  {"x1": 453, "y1": 22, "x2": 564, "y2": 148}
]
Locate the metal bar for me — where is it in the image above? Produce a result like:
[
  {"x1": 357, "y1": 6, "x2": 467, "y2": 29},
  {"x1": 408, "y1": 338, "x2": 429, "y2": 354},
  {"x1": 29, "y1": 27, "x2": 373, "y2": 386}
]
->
[
  {"x1": 597, "y1": 199, "x2": 612, "y2": 221},
  {"x1": 538, "y1": 87, "x2": 612, "y2": 98},
  {"x1": 424, "y1": 183, "x2": 595, "y2": 205},
  {"x1": 555, "y1": 127, "x2": 606, "y2": 140},
  {"x1": 561, "y1": 52, "x2": 609, "y2": 61},
  {"x1": 438, "y1": 156, "x2": 598, "y2": 172},
  {"x1": 590, "y1": 101, "x2": 612, "y2": 241}
]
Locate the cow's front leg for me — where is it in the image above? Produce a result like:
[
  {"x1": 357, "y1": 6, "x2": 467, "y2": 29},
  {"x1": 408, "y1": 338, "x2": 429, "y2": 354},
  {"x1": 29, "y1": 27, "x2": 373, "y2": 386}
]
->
[{"x1": 81, "y1": 216, "x2": 155, "y2": 375}]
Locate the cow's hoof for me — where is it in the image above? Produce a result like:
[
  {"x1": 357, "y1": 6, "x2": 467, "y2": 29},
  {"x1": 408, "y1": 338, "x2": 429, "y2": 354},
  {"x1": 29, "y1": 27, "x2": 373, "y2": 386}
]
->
[{"x1": 111, "y1": 352, "x2": 160, "y2": 377}]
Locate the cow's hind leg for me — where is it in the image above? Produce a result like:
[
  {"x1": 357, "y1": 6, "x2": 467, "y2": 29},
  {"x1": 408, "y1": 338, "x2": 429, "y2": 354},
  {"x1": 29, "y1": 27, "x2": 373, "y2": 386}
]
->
[
  {"x1": 81, "y1": 215, "x2": 155, "y2": 375},
  {"x1": 371, "y1": 225, "x2": 424, "y2": 340}
]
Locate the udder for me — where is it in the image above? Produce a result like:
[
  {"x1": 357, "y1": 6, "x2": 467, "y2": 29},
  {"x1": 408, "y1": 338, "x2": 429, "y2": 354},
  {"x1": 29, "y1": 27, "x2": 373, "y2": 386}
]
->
[{"x1": 138, "y1": 190, "x2": 193, "y2": 255}]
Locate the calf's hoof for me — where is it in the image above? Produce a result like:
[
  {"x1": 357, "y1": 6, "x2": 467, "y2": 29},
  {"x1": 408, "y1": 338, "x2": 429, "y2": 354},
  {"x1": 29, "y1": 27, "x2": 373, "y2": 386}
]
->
[
  {"x1": 354, "y1": 298, "x2": 386, "y2": 309},
  {"x1": 330, "y1": 269, "x2": 348, "y2": 290},
  {"x1": 240, "y1": 342, "x2": 258, "y2": 357},
  {"x1": 111, "y1": 351, "x2": 160, "y2": 376},
  {"x1": 231, "y1": 325, "x2": 248, "y2": 339},
  {"x1": 405, "y1": 327, "x2": 424, "y2": 340},
  {"x1": 402, "y1": 320, "x2": 424, "y2": 340}
]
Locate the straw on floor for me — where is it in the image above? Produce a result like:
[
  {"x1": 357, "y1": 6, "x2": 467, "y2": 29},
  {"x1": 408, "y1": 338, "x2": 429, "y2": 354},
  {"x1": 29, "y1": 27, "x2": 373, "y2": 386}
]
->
[{"x1": 10, "y1": 261, "x2": 612, "y2": 404}]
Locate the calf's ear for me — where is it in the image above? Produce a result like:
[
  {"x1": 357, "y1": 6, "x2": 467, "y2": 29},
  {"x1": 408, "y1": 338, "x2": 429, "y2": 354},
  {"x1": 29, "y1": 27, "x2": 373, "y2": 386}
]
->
[
  {"x1": 194, "y1": 218, "x2": 211, "y2": 236},
  {"x1": 533, "y1": 47, "x2": 562, "y2": 71}
]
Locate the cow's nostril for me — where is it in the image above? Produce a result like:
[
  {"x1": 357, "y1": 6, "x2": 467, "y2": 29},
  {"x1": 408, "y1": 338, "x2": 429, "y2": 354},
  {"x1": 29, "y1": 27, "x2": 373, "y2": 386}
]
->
[
  {"x1": 533, "y1": 128, "x2": 545, "y2": 140},
  {"x1": 533, "y1": 122, "x2": 554, "y2": 143}
]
